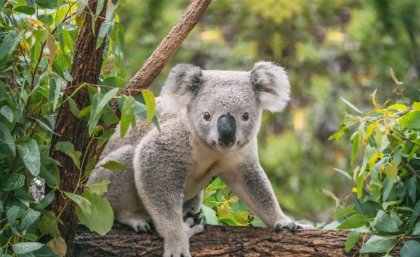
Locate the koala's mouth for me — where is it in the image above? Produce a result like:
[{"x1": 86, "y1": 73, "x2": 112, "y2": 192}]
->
[{"x1": 209, "y1": 139, "x2": 242, "y2": 152}]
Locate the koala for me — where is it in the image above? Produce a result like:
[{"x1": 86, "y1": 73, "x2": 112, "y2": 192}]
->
[{"x1": 88, "y1": 62, "x2": 309, "y2": 257}]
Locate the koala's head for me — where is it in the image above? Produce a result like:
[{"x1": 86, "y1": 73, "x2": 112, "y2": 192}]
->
[{"x1": 161, "y1": 62, "x2": 290, "y2": 152}]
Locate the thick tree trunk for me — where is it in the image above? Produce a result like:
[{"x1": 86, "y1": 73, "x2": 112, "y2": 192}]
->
[
  {"x1": 49, "y1": 1, "x2": 108, "y2": 256},
  {"x1": 74, "y1": 225, "x2": 400, "y2": 257}
]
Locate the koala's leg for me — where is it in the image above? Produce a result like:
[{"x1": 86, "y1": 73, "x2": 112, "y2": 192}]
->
[
  {"x1": 219, "y1": 162, "x2": 301, "y2": 232},
  {"x1": 136, "y1": 165, "x2": 203, "y2": 257}
]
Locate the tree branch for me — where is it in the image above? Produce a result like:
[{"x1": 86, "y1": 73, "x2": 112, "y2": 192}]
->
[
  {"x1": 123, "y1": 0, "x2": 212, "y2": 95},
  {"x1": 74, "y1": 224, "x2": 401, "y2": 257}
]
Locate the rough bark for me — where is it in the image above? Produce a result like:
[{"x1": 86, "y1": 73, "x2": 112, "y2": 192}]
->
[
  {"x1": 49, "y1": 1, "x2": 108, "y2": 256},
  {"x1": 124, "y1": 0, "x2": 212, "y2": 94},
  {"x1": 74, "y1": 224, "x2": 400, "y2": 257}
]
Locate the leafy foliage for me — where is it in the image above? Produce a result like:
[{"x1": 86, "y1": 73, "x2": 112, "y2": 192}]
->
[
  {"x1": 0, "y1": 1, "x2": 155, "y2": 256},
  {"x1": 201, "y1": 177, "x2": 264, "y2": 227},
  {"x1": 330, "y1": 97, "x2": 419, "y2": 255}
]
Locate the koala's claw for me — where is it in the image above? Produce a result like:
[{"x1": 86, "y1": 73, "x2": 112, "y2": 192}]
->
[
  {"x1": 183, "y1": 211, "x2": 203, "y2": 226},
  {"x1": 274, "y1": 221, "x2": 299, "y2": 233}
]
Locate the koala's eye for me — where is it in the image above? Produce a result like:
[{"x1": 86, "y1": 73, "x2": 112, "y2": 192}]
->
[
  {"x1": 242, "y1": 112, "x2": 250, "y2": 121},
  {"x1": 203, "y1": 112, "x2": 211, "y2": 121}
]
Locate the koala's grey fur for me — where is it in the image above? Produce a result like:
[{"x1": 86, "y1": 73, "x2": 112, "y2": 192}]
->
[{"x1": 88, "y1": 62, "x2": 311, "y2": 257}]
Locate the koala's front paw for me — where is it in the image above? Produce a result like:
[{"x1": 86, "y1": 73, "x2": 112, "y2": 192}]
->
[
  {"x1": 274, "y1": 221, "x2": 315, "y2": 233},
  {"x1": 184, "y1": 211, "x2": 203, "y2": 226},
  {"x1": 274, "y1": 221, "x2": 298, "y2": 233}
]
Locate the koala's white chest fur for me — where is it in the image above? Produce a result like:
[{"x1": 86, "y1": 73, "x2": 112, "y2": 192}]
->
[{"x1": 183, "y1": 138, "x2": 254, "y2": 200}]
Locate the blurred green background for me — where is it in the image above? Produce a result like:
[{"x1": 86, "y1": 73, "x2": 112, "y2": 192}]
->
[{"x1": 117, "y1": 0, "x2": 419, "y2": 223}]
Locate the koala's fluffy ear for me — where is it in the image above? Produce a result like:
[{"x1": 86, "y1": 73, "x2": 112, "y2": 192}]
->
[
  {"x1": 160, "y1": 64, "x2": 203, "y2": 113},
  {"x1": 250, "y1": 62, "x2": 291, "y2": 112}
]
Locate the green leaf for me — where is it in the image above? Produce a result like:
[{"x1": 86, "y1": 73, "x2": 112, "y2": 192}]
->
[
  {"x1": 359, "y1": 235, "x2": 397, "y2": 254},
  {"x1": 384, "y1": 161, "x2": 398, "y2": 181},
  {"x1": 341, "y1": 97, "x2": 362, "y2": 114},
  {"x1": 344, "y1": 231, "x2": 360, "y2": 253},
  {"x1": 33, "y1": 245, "x2": 61, "y2": 257},
  {"x1": 76, "y1": 190, "x2": 114, "y2": 235},
  {"x1": 63, "y1": 191, "x2": 92, "y2": 215},
  {"x1": 334, "y1": 205, "x2": 356, "y2": 219},
  {"x1": 15, "y1": 6, "x2": 36, "y2": 15},
  {"x1": 400, "y1": 111, "x2": 420, "y2": 129},
  {"x1": 0, "y1": 31, "x2": 22, "y2": 60},
  {"x1": 6, "y1": 206, "x2": 21, "y2": 227},
  {"x1": 49, "y1": 76, "x2": 62, "y2": 112},
  {"x1": 337, "y1": 214, "x2": 370, "y2": 229},
  {"x1": 328, "y1": 125, "x2": 348, "y2": 141},
  {"x1": 68, "y1": 98, "x2": 80, "y2": 117},
  {"x1": 88, "y1": 88, "x2": 119, "y2": 135},
  {"x1": 401, "y1": 240, "x2": 420, "y2": 257},
  {"x1": 142, "y1": 89, "x2": 156, "y2": 122},
  {"x1": 20, "y1": 209, "x2": 41, "y2": 231},
  {"x1": 17, "y1": 139, "x2": 41, "y2": 177},
  {"x1": 35, "y1": 0, "x2": 58, "y2": 9},
  {"x1": 350, "y1": 131, "x2": 360, "y2": 164},
  {"x1": 55, "y1": 141, "x2": 81, "y2": 169},
  {"x1": 101, "y1": 160, "x2": 127, "y2": 171},
  {"x1": 412, "y1": 221, "x2": 420, "y2": 236},
  {"x1": 38, "y1": 211, "x2": 60, "y2": 238},
  {"x1": 12, "y1": 242, "x2": 44, "y2": 254},
  {"x1": 96, "y1": 21, "x2": 112, "y2": 49},
  {"x1": 87, "y1": 180, "x2": 110, "y2": 195},
  {"x1": 371, "y1": 210, "x2": 399, "y2": 233},
  {"x1": 62, "y1": 29, "x2": 74, "y2": 52},
  {"x1": 382, "y1": 178, "x2": 394, "y2": 201},
  {"x1": 120, "y1": 96, "x2": 136, "y2": 137},
  {"x1": 103, "y1": 77, "x2": 126, "y2": 88},
  {"x1": 201, "y1": 204, "x2": 218, "y2": 225},
  {"x1": 0, "y1": 121, "x2": 16, "y2": 157},
  {"x1": 407, "y1": 176, "x2": 417, "y2": 203},
  {"x1": 0, "y1": 105, "x2": 13, "y2": 122}
]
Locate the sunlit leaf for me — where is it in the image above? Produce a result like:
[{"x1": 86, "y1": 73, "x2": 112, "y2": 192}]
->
[
  {"x1": 76, "y1": 190, "x2": 114, "y2": 235},
  {"x1": 400, "y1": 111, "x2": 420, "y2": 129},
  {"x1": 120, "y1": 96, "x2": 136, "y2": 137},
  {"x1": 64, "y1": 191, "x2": 92, "y2": 215},
  {"x1": 337, "y1": 214, "x2": 370, "y2": 229},
  {"x1": 142, "y1": 89, "x2": 155, "y2": 122},
  {"x1": 101, "y1": 160, "x2": 127, "y2": 171}
]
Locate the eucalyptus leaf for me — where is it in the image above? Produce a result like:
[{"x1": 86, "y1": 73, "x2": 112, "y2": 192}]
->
[
  {"x1": 12, "y1": 242, "x2": 43, "y2": 254},
  {"x1": 75, "y1": 190, "x2": 114, "y2": 235},
  {"x1": 401, "y1": 240, "x2": 420, "y2": 257},
  {"x1": 101, "y1": 160, "x2": 127, "y2": 171},
  {"x1": 17, "y1": 139, "x2": 41, "y2": 177},
  {"x1": 344, "y1": 231, "x2": 360, "y2": 253},
  {"x1": 359, "y1": 235, "x2": 397, "y2": 254}
]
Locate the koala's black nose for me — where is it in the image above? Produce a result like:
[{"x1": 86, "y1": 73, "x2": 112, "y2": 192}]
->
[{"x1": 217, "y1": 113, "x2": 236, "y2": 146}]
